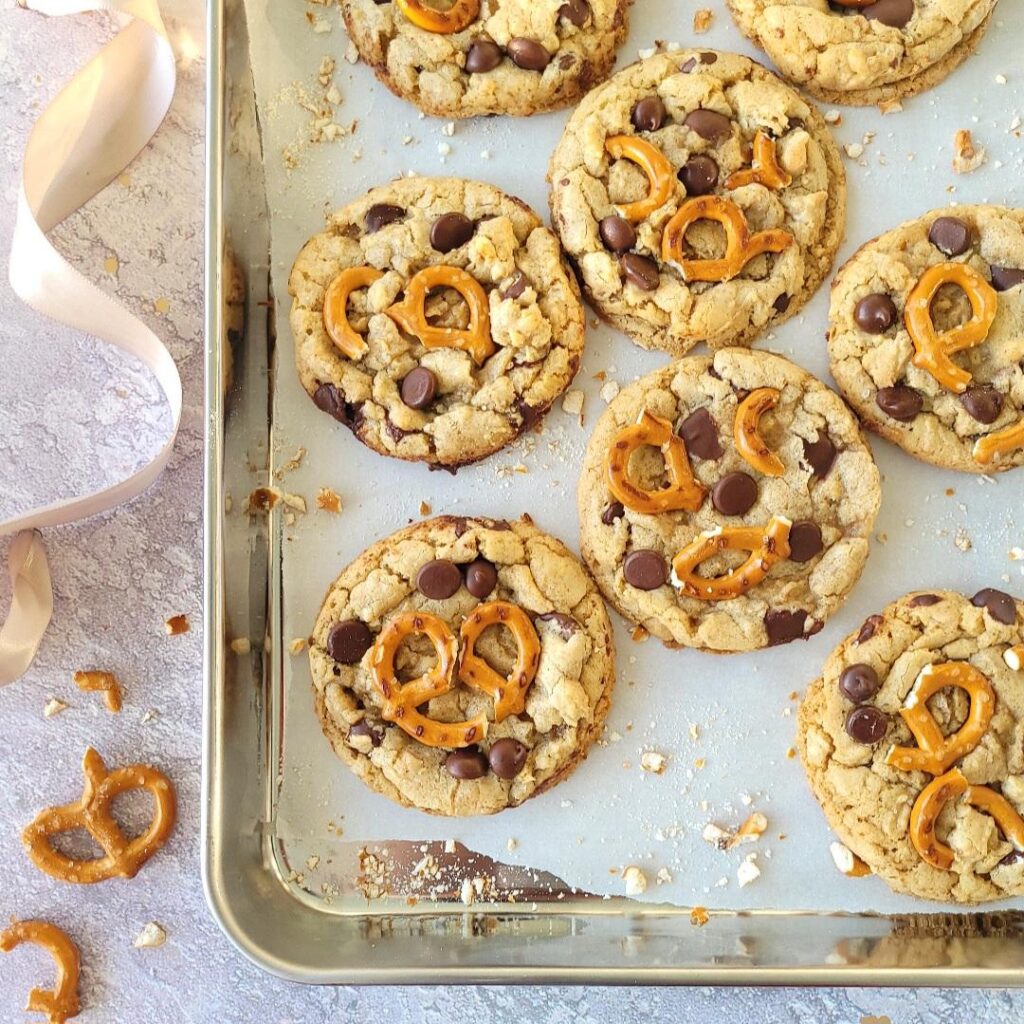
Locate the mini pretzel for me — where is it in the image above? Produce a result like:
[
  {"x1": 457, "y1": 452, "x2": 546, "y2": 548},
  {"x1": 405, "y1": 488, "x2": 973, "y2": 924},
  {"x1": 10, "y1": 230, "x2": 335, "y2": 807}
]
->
[
  {"x1": 0, "y1": 920, "x2": 81, "y2": 1023},
  {"x1": 885, "y1": 662, "x2": 995, "y2": 777},
  {"x1": 323, "y1": 266, "x2": 384, "y2": 360},
  {"x1": 458, "y1": 601, "x2": 540, "y2": 721},
  {"x1": 396, "y1": 0, "x2": 480, "y2": 33},
  {"x1": 370, "y1": 611, "x2": 487, "y2": 749},
  {"x1": 606, "y1": 409, "x2": 706, "y2": 514},
  {"x1": 910, "y1": 768, "x2": 1024, "y2": 871},
  {"x1": 386, "y1": 265, "x2": 495, "y2": 365},
  {"x1": 905, "y1": 262, "x2": 997, "y2": 393},
  {"x1": 661, "y1": 195, "x2": 793, "y2": 283},
  {"x1": 604, "y1": 135, "x2": 675, "y2": 223},
  {"x1": 72, "y1": 670, "x2": 121, "y2": 713},
  {"x1": 725, "y1": 132, "x2": 792, "y2": 191},
  {"x1": 974, "y1": 416, "x2": 1024, "y2": 466},
  {"x1": 734, "y1": 388, "x2": 785, "y2": 477},
  {"x1": 671, "y1": 516, "x2": 792, "y2": 601},
  {"x1": 22, "y1": 748, "x2": 176, "y2": 884}
]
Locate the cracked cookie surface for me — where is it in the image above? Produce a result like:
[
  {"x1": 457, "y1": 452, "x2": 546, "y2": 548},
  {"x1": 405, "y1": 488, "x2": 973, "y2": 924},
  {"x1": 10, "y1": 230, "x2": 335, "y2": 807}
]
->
[
  {"x1": 548, "y1": 49, "x2": 845, "y2": 355},
  {"x1": 308, "y1": 515, "x2": 615, "y2": 816},
  {"x1": 829, "y1": 205, "x2": 1024, "y2": 474},
  {"x1": 289, "y1": 177, "x2": 585, "y2": 469},
  {"x1": 726, "y1": 0, "x2": 996, "y2": 105},
  {"x1": 799, "y1": 589, "x2": 1024, "y2": 904},
  {"x1": 340, "y1": 0, "x2": 632, "y2": 118},
  {"x1": 577, "y1": 348, "x2": 880, "y2": 653}
]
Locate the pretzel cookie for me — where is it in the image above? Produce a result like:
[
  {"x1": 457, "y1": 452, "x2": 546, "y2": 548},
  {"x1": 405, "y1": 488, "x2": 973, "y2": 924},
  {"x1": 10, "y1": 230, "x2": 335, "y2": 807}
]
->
[
  {"x1": 799, "y1": 589, "x2": 1024, "y2": 903},
  {"x1": 289, "y1": 177, "x2": 585, "y2": 469},
  {"x1": 308, "y1": 516, "x2": 614, "y2": 815},
  {"x1": 727, "y1": 0, "x2": 996, "y2": 106},
  {"x1": 829, "y1": 205, "x2": 1024, "y2": 474},
  {"x1": 578, "y1": 348, "x2": 880, "y2": 653},
  {"x1": 548, "y1": 49, "x2": 845, "y2": 355},
  {"x1": 339, "y1": 0, "x2": 632, "y2": 118}
]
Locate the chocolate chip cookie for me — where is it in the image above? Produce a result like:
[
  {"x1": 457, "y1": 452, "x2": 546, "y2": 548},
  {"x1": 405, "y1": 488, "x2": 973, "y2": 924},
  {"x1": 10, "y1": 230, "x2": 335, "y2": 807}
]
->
[
  {"x1": 727, "y1": 0, "x2": 996, "y2": 106},
  {"x1": 577, "y1": 348, "x2": 881, "y2": 653},
  {"x1": 548, "y1": 49, "x2": 845, "y2": 355},
  {"x1": 799, "y1": 589, "x2": 1024, "y2": 903},
  {"x1": 339, "y1": 0, "x2": 632, "y2": 118},
  {"x1": 829, "y1": 205, "x2": 1024, "y2": 474},
  {"x1": 308, "y1": 515, "x2": 615, "y2": 816},
  {"x1": 289, "y1": 177, "x2": 585, "y2": 469}
]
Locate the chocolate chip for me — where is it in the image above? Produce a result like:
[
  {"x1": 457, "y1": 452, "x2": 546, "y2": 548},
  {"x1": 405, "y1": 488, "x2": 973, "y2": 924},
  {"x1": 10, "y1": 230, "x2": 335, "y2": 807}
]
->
[
  {"x1": 764, "y1": 609, "x2": 809, "y2": 646},
  {"x1": 488, "y1": 738, "x2": 529, "y2": 779},
  {"x1": 712, "y1": 471, "x2": 758, "y2": 516},
  {"x1": 350, "y1": 720, "x2": 383, "y2": 747},
  {"x1": 928, "y1": 216, "x2": 972, "y2": 257},
  {"x1": 517, "y1": 399, "x2": 544, "y2": 431},
  {"x1": 990, "y1": 265, "x2": 1024, "y2": 292},
  {"x1": 631, "y1": 96, "x2": 666, "y2": 132},
  {"x1": 773, "y1": 293, "x2": 791, "y2": 314},
  {"x1": 971, "y1": 588, "x2": 1017, "y2": 625},
  {"x1": 788, "y1": 521, "x2": 823, "y2": 563},
  {"x1": 326, "y1": 620, "x2": 374, "y2": 664},
  {"x1": 312, "y1": 382, "x2": 350, "y2": 423},
  {"x1": 558, "y1": 0, "x2": 591, "y2": 26},
  {"x1": 599, "y1": 215, "x2": 637, "y2": 254},
  {"x1": 845, "y1": 705, "x2": 889, "y2": 744},
  {"x1": 416, "y1": 559, "x2": 463, "y2": 600},
  {"x1": 506, "y1": 37, "x2": 551, "y2": 71},
  {"x1": 464, "y1": 559, "x2": 497, "y2": 599},
  {"x1": 538, "y1": 612, "x2": 578, "y2": 638},
  {"x1": 445, "y1": 747, "x2": 489, "y2": 780},
  {"x1": 857, "y1": 614, "x2": 884, "y2": 644},
  {"x1": 400, "y1": 367, "x2": 437, "y2": 410},
  {"x1": 854, "y1": 293, "x2": 898, "y2": 333},
  {"x1": 876, "y1": 385, "x2": 923, "y2": 421},
  {"x1": 700, "y1": 52, "x2": 718, "y2": 64},
  {"x1": 430, "y1": 212, "x2": 475, "y2": 253},
  {"x1": 502, "y1": 271, "x2": 527, "y2": 299},
  {"x1": 679, "y1": 407, "x2": 724, "y2": 461},
  {"x1": 803, "y1": 434, "x2": 837, "y2": 479},
  {"x1": 465, "y1": 39, "x2": 503, "y2": 73},
  {"x1": 623, "y1": 549, "x2": 667, "y2": 590},
  {"x1": 908, "y1": 593, "x2": 941, "y2": 607},
  {"x1": 839, "y1": 664, "x2": 880, "y2": 704},
  {"x1": 960, "y1": 385, "x2": 1003, "y2": 424},
  {"x1": 601, "y1": 501, "x2": 625, "y2": 524},
  {"x1": 678, "y1": 154, "x2": 719, "y2": 196},
  {"x1": 619, "y1": 252, "x2": 660, "y2": 290},
  {"x1": 683, "y1": 109, "x2": 732, "y2": 142},
  {"x1": 862, "y1": 0, "x2": 914, "y2": 28},
  {"x1": 365, "y1": 203, "x2": 405, "y2": 233},
  {"x1": 999, "y1": 850, "x2": 1024, "y2": 867},
  {"x1": 681, "y1": 57, "x2": 697, "y2": 73}
]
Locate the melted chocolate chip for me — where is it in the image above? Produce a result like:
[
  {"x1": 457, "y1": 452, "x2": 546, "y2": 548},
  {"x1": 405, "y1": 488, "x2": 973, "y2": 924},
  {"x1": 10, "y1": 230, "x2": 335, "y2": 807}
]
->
[
  {"x1": 856, "y1": 614, "x2": 884, "y2": 644},
  {"x1": 990, "y1": 265, "x2": 1024, "y2": 292},
  {"x1": 773, "y1": 293, "x2": 791, "y2": 314},
  {"x1": 445, "y1": 747, "x2": 489, "y2": 780},
  {"x1": 928, "y1": 216, "x2": 972, "y2": 257},
  {"x1": 854, "y1": 293, "x2": 898, "y2": 333},
  {"x1": 971, "y1": 588, "x2": 1017, "y2": 625},
  {"x1": 349, "y1": 720, "x2": 383, "y2": 747},
  {"x1": 400, "y1": 367, "x2": 437, "y2": 410},
  {"x1": 416, "y1": 559, "x2": 463, "y2": 600},
  {"x1": 683, "y1": 109, "x2": 732, "y2": 141},
  {"x1": 365, "y1": 203, "x2": 405, "y2": 233},
  {"x1": 312, "y1": 382, "x2": 351, "y2": 424},
  {"x1": 465, "y1": 39, "x2": 503, "y2": 73},
  {"x1": 464, "y1": 559, "x2": 497, "y2": 599},
  {"x1": 803, "y1": 434, "x2": 837, "y2": 479},
  {"x1": 788, "y1": 521, "x2": 823, "y2": 563},
  {"x1": 326, "y1": 620, "x2": 374, "y2": 664},
  {"x1": 430, "y1": 212, "x2": 475, "y2": 253},
  {"x1": 502, "y1": 271, "x2": 528, "y2": 300},
  {"x1": 764, "y1": 609, "x2": 809, "y2": 646},
  {"x1": 999, "y1": 850, "x2": 1024, "y2": 867},
  {"x1": 620, "y1": 252, "x2": 660, "y2": 290},
  {"x1": 876, "y1": 385, "x2": 923, "y2": 421},
  {"x1": 679, "y1": 408, "x2": 724, "y2": 460},
  {"x1": 712, "y1": 471, "x2": 758, "y2": 516},
  {"x1": 558, "y1": 0, "x2": 591, "y2": 26},
  {"x1": 839, "y1": 663, "x2": 880, "y2": 704},
  {"x1": 517, "y1": 399, "x2": 545, "y2": 431},
  {"x1": 599, "y1": 215, "x2": 637, "y2": 254},
  {"x1": 862, "y1": 0, "x2": 914, "y2": 28},
  {"x1": 845, "y1": 705, "x2": 889, "y2": 744},
  {"x1": 960, "y1": 386, "x2": 1003, "y2": 424},
  {"x1": 678, "y1": 154, "x2": 719, "y2": 196},
  {"x1": 908, "y1": 593, "x2": 942, "y2": 607},
  {"x1": 538, "y1": 612, "x2": 578, "y2": 638},
  {"x1": 506, "y1": 37, "x2": 551, "y2": 71},
  {"x1": 601, "y1": 501, "x2": 625, "y2": 524},
  {"x1": 623, "y1": 549, "x2": 667, "y2": 590},
  {"x1": 488, "y1": 738, "x2": 529, "y2": 779},
  {"x1": 631, "y1": 96, "x2": 666, "y2": 132}
]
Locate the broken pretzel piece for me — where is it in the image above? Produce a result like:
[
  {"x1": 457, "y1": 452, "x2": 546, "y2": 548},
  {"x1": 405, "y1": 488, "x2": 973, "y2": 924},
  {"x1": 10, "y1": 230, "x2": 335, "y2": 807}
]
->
[
  {"x1": 72, "y1": 670, "x2": 122, "y2": 713},
  {"x1": 0, "y1": 919, "x2": 81, "y2": 1024}
]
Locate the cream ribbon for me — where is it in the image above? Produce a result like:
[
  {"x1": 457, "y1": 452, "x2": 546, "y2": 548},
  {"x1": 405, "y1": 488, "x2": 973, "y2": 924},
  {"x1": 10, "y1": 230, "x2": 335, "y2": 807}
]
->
[{"x1": 0, "y1": 0, "x2": 179, "y2": 685}]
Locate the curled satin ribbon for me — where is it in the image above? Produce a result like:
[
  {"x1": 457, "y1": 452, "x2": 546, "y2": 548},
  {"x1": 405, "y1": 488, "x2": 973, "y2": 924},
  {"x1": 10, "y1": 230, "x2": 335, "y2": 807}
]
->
[{"x1": 0, "y1": 0, "x2": 179, "y2": 685}]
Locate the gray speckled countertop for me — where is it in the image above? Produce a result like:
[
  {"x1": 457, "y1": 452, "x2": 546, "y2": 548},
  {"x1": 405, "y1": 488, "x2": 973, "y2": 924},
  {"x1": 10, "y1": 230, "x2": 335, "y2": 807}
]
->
[{"x1": 0, "y1": 2, "x2": 1021, "y2": 1020}]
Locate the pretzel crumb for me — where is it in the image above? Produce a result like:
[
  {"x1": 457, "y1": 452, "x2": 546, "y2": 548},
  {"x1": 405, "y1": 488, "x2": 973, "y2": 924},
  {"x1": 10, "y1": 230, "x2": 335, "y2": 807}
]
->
[
  {"x1": 692, "y1": 8, "x2": 712, "y2": 32},
  {"x1": 830, "y1": 841, "x2": 872, "y2": 877},
  {"x1": 952, "y1": 129, "x2": 986, "y2": 174},
  {"x1": 690, "y1": 906, "x2": 710, "y2": 926},
  {"x1": 133, "y1": 922, "x2": 167, "y2": 949},
  {"x1": 561, "y1": 388, "x2": 585, "y2": 424},
  {"x1": 73, "y1": 671, "x2": 122, "y2": 713},
  {"x1": 230, "y1": 637, "x2": 252, "y2": 655},
  {"x1": 289, "y1": 637, "x2": 308, "y2": 655},
  {"x1": 276, "y1": 447, "x2": 306, "y2": 476},
  {"x1": 246, "y1": 486, "x2": 281, "y2": 513},
  {"x1": 703, "y1": 812, "x2": 768, "y2": 851},
  {"x1": 419, "y1": 500, "x2": 432, "y2": 516},
  {"x1": 316, "y1": 487, "x2": 342, "y2": 513},
  {"x1": 165, "y1": 614, "x2": 190, "y2": 636}
]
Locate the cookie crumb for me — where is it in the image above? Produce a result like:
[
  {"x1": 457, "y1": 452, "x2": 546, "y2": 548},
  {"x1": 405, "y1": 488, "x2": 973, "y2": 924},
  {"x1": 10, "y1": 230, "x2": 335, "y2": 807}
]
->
[
  {"x1": 690, "y1": 906, "x2": 710, "y2": 926},
  {"x1": 640, "y1": 750, "x2": 668, "y2": 775},
  {"x1": 952, "y1": 129, "x2": 985, "y2": 174},
  {"x1": 736, "y1": 854, "x2": 761, "y2": 888},
  {"x1": 165, "y1": 614, "x2": 189, "y2": 636},
  {"x1": 230, "y1": 637, "x2": 252, "y2": 655},
  {"x1": 656, "y1": 866, "x2": 673, "y2": 884},
  {"x1": 316, "y1": 487, "x2": 342, "y2": 513},
  {"x1": 692, "y1": 8, "x2": 712, "y2": 32},
  {"x1": 823, "y1": 109, "x2": 842, "y2": 125},
  {"x1": 877, "y1": 99, "x2": 903, "y2": 115},
  {"x1": 246, "y1": 487, "x2": 280, "y2": 513},
  {"x1": 599, "y1": 380, "x2": 620, "y2": 403},
  {"x1": 419, "y1": 500, "x2": 432, "y2": 516},
  {"x1": 133, "y1": 922, "x2": 167, "y2": 949},
  {"x1": 622, "y1": 865, "x2": 647, "y2": 896},
  {"x1": 561, "y1": 389, "x2": 585, "y2": 424},
  {"x1": 843, "y1": 142, "x2": 864, "y2": 160},
  {"x1": 43, "y1": 697, "x2": 68, "y2": 718},
  {"x1": 506, "y1": 837, "x2": 518, "y2": 852},
  {"x1": 289, "y1": 637, "x2": 307, "y2": 655}
]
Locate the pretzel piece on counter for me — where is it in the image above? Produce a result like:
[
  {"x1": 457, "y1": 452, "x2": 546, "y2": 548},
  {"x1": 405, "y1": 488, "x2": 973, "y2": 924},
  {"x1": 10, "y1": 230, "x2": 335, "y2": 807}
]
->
[
  {"x1": 725, "y1": 132, "x2": 792, "y2": 191},
  {"x1": 396, "y1": 0, "x2": 480, "y2": 33},
  {"x1": 734, "y1": 388, "x2": 785, "y2": 477},
  {"x1": 72, "y1": 670, "x2": 121, "y2": 713},
  {"x1": 323, "y1": 266, "x2": 384, "y2": 359},
  {"x1": 973, "y1": 416, "x2": 1024, "y2": 466},
  {"x1": 604, "y1": 135, "x2": 675, "y2": 223},
  {"x1": 0, "y1": 919, "x2": 81, "y2": 1023}
]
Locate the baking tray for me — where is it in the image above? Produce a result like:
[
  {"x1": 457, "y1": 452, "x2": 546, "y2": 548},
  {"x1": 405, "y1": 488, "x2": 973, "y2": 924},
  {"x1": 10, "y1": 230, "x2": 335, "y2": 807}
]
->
[{"x1": 203, "y1": 0, "x2": 1024, "y2": 984}]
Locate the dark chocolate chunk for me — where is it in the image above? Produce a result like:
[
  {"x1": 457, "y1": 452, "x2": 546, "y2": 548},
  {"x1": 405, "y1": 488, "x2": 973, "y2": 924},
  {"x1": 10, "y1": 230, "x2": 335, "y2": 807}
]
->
[
  {"x1": 971, "y1": 588, "x2": 1017, "y2": 625},
  {"x1": 679, "y1": 407, "x2": 724, "y2": 461},
  {"x1": 620, "y1": 252, "x2": 660, "y2": 290},
  {"x1": 506, "y1": 37, "x2": 551, "y2": 71},
  {"x1": 764, "y1": 609, "x2": 809, "y2": 646},
  {"x1": 502, "y1": 271, "x2": 528, "y2": 299},
  {"x1": 839, "y1": 663, "x2": 880, "y2": 704},
  {"x1": 430, "y1": 212, "x2": 475, "y2": 253},
  {"x1": 488, "y1": 738, "x2": 529, "y2": 779},
  {"x1": 326, "y1": 620, "x2": 374, "y2": 664},
  {"x1": 400, "y1": 367, "x2": 437, "y2": 410},
  {"x1": 854, "y1": 293, "x2": 898, "y2": 334},
  {"x1": 960, "y1": 386, "x2": 1003, "y2": 424},
  {"x1": 862, "y1": 0, "x2": 914, "y2": 28},
  {"x1": 464, "y1": 559, "x2": 497, "y2": 599},
  {"x1": 683, "y1": 109, "x2": 732, "y2": 141},
  {"x1": 631, "y1": 96, "x2": 666, "y2": 132},
  {"x1": 623, "y1": 549, "x2": 667, "y2": 590},
  {"x1": 856, "y1": 614, "x2": 884, "y2": 644},
  {"x1": 601, "y1": 501, "x2": 625, "y2": 524},
  {"x1": 538, "y1": 612, "x2": 578, "y2": 638},
  {"x1": 365, "y1": 203, "x2": 405, "y2": 233},
  {"x1": 908, "y1": 593, "x2": 941, "y2": 607},
  {"x1": 803, "y1": 434, "x2": 837, "y2": 479},
  {"x1": 928, "y1": 216, "x2": 971, "y2": 257},
  {"x1": 876, "y1": 385, "x2": 923, "y2": 421},
  {"x1": 599, "y1": 215, "x2": 637, "y2": 254},
  {"x1": 990, "y1": 265, "x2": 1024, "y2": 292},
  {"x1": 845, "y1": 705, "x2": 889, "y2": 744},
  {"x1": 312, "y1": 382, "x2": 351, "y2": 424},
  {"x1": 349, "y1": 720, "x2": 383, "y2": 747},
  {"x1": 465, "y1": 39, "x2": 503, "y2": 73},
  {"x1": 415, "y1": 559, "x2": 463, "y2": 600},
  {"x1": 773, "y1": 293, "x2": 791, "y2": 314},
  {"x1": 678, "y1": 154, "x2": 719, "y2": 196},
  {"x1": 558, "y1": 0, "x2": 591, "y2": 26},
  {"x1": 712, "y1": 471, "x2": 758, "y2": 516},
  {"x1": 788, "y1": 521, "x2": 823, "y2": 563},
  {"x1": 445, "y1": 747, "x2": 489, "y2": 780}
]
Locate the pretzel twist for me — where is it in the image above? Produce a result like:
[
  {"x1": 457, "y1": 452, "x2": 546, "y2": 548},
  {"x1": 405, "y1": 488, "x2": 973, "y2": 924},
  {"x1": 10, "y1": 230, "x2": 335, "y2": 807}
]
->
[
  {"x1": 905, "y1": 262, "x2": 998, "y2": 393},
  {"x1": 661, "y1": 195, "x2": 793, "y2": 283},
  {"x1": 885, "y1": 662, "x2": 995, "y2": 777},
  {"x1": 22, "y1": 748, "x2": 176, "y2": 885},
  {"x1": 72, "y1": 670, "x2": 122, "y2": 713},
  {"x1": 725, "y1": 132, "x2": 792, "y2": 191},
  {"x1": 973, "y1": 416, "x2": 1024, "y2": 466},
  {"x1": 386, "y1": 265, "x2": 495, "y2": 365},
  {"x1": 0, "y1": 920, "x2": 81, "y2": 1024},
  {"x1": 671, "y1": 516, "x2": 792, "y2": 601},
  {"x1": 323, "y1": 266, "x2": 384, "y2": 359},
  {"x1": 734, "y1": 388, "x2": 785, "y2": 477},
  {"x1": 458, "y1": 601, "x2": 540, "y2": 721},
  {"x1": 396, "y1": 0, "x2": 480, "y2": 33},
  {"x1": 606, "y1": 409, "x2": 706, "y2": 514},
  {"x1": 604, "y1": 135, "x2": 675, "y2": 223}
]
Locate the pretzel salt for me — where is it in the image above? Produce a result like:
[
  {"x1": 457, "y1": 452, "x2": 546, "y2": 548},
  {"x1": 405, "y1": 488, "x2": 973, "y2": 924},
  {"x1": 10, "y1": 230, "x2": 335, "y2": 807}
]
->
[
  {"x1": 661, "y1": 195, "x2": 793, "y2": 283},
  {"x1": 905, "y1": 262, "x2": 997, "y2": 393},
  {"x1": 725, "y1": 132, "x2": 792, "y2": 191},
  {"x1": 0, "y1": 920, "x2": 81, "y2": 1023},
  {"x1": 22, "y1": 748, "x2": 176, "y2": 884},
  {"x1": 458, "y1": 601, "x2": 540, "y2": 721},
  {"x1": 885, "y1": 662, "x2": 995, "y2": 777},
  {"x1": 606, "y1": 409, "x2": 706, "y2": 514},
  {"x1": 734, "y1": 387, "x2": 785, "y2": 477},
  {"x1": 396, "y1": 0, "x2": 480, "y2": 33},
  {"x1": 323, "y1": 266, "x2": 384, "y2": 359},
  {"x1": 670, "y1": 516, "x2": 792, "y2": 601},
  {"x1": 974, "y1": 416, "x2": 1024, "y2": 466},
  {"x1": 386, "y1": 265, "x2": 495, "y2": 365},
  {"x1": 72, "y1": 670, "x2": 122, "y2": 713},
  {"x1": 604, "y1": 135, "x2": 675, "y2": 223}
]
